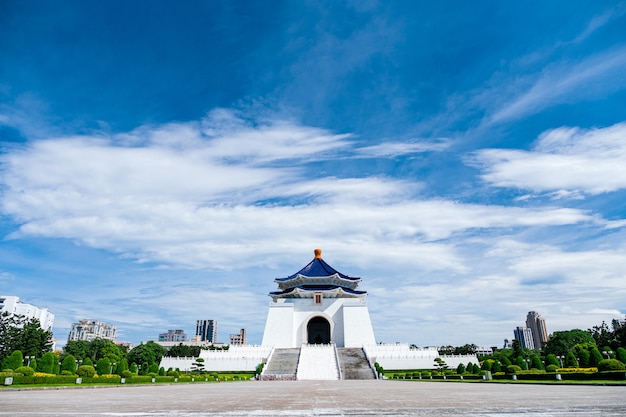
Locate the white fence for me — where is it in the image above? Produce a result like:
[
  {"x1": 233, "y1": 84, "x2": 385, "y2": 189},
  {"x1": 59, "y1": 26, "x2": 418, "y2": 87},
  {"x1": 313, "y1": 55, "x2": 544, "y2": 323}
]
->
[
  {"x1": 159, "y1": 345, "x2": 272, "y2": 372},
  {"x1": 364, "y1": 344, "x2": 479, "y2": 370}
]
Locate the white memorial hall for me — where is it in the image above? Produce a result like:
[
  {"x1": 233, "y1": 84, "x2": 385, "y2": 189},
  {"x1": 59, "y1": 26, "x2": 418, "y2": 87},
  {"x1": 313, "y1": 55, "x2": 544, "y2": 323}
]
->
[{"x1": 160, "y1": 249, "x2": 477, "y2": 379}]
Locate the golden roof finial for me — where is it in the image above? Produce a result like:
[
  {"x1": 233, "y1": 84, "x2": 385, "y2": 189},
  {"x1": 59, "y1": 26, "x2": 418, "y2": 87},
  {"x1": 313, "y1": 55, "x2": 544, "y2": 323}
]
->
[{"x1": 314, "y1": 248, "x2": 322, "y2": 259}]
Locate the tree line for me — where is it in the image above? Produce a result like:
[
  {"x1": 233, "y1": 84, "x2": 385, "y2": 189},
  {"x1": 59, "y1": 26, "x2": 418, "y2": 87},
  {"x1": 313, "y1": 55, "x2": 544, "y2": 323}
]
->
[
  {"x1": 0, "y1": 312, "x2": 218, "y2": 376},
  {"x1": 444, "y1": 318, "x2": 626, "y2": 373}
]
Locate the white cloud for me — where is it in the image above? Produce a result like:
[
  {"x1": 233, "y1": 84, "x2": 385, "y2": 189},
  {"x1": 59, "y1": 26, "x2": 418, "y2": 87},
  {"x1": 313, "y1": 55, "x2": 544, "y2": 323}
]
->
[
  {"x1": 2, "y1": 112, "x2": 625, "y2": 346},
  {"x1": 0, "y1": 271, "x2": 15, "y2": 281},
  {"x1": 354, "y1": 139, "x2": 451, "y2": 158},
  {"x1": 485, "y1": 47, "x2": 626, "y2": 126},
  {"x1": 471, "y1": 122, "x2": 626, "y2": 195}
]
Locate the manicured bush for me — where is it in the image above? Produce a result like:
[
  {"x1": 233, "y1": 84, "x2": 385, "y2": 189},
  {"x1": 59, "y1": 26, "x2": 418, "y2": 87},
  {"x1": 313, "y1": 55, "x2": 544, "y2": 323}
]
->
[
  {"x1": 37, "y1": 352, "x2": 56, "y2": 374},
  {"x1": 61, "y1": 355, "x2": 76, "y2": 374},
  {"x1": 15, "y1": 366, "x2": 34, "y2": 376},
  {"x1": 598, "y1": 359, "x2": 625, "y2": 371},
  {"x1": 96, "y1": 358, "x2": 111, "y2": 374},
  {"x1": 545, "y1": 364, "x2": 558, "y2": 373},
  {"x1": 506, "y1": 365, "x2": 522, "y2": 374},
  {"x1": 77, "y1": 365, "x2": 96, "y2": 378},
  {"x1": 1, "y1": 351, "x2": 23, "y2": 371}
]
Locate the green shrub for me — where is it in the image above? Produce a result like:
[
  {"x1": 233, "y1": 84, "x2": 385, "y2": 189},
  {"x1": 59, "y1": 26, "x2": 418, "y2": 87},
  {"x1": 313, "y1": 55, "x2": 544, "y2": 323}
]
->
[
  {"x1": 121, "y1": 370, "x2": 133, "y2": 378},
  {"x1": 506, "y1": 365, "x2": 522, "y2": 374},
  {"x1": 77, "y1": 365, "x2": 96, "y2": 378},
  {"x1": 61, "y1": 370, "x2": 74, "y2": 376},
  {"x1": 15, "y1": 366, "x2": 34, "y2": 376},
  {"x1": 166, "y1": 369, "x2": 179, "y2": 377},
  {"x1": 545, "y1": 364, "x2": 558, "y2": 373},
  {"x1": 598, "y1": 359, "x2": 625, "y2": 371}
]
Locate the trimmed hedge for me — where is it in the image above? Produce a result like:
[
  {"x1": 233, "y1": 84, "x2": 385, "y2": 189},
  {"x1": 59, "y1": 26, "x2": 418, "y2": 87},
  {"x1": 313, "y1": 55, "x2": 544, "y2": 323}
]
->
[{"x1": 493, "y1": 371, "x2": 626, "y2": 381}]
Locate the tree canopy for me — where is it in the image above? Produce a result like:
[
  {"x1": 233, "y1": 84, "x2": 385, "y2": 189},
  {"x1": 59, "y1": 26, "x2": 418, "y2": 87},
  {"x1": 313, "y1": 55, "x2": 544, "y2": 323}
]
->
[
  {"x1": 0, "y1": 312, "x2": 53, "y2": 363},
  {"x1": 542, "y1": 329, "x2": 595, "y2": 356}
]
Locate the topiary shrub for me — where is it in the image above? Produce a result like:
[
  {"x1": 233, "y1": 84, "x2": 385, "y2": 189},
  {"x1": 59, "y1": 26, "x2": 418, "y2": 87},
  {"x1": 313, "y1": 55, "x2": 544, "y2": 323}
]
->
[
  {"x1": 546, "y1": 364, "x2": 558, "y2": 373},
  {"x1": 15, "y1": 366, "x2": 34, "y2": 376},
  {"x1": 61, "y1": 370, "x2": 74, "y2": 376},
  {"x1": 598, "y1": 359, "x2": 626, "y2": 371},
  {"x1": 506, "y1": 365, "x2": 522, "y2": 374},
  {"x1": 121, "y1": 370, "x2": 133, "y2": 378},
  {"x1": 166, "y1": 369, "x2": 179, "y2": 377},
  {"x1": 77, "y1": 365, "x2": 96, "y2": 378}
]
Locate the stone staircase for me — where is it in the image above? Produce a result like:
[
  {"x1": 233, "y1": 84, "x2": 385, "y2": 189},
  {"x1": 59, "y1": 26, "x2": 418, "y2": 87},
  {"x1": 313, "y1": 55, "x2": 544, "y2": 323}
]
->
[
  {"x1": 296, "y1": 344, "x2": 340, "y2": 380},
  {"x1": 337, "y1": 348, "x2": 376, "y2": 379},
  {"x1": 260, "y1": 348, "x2": 300, "y2": 380}
]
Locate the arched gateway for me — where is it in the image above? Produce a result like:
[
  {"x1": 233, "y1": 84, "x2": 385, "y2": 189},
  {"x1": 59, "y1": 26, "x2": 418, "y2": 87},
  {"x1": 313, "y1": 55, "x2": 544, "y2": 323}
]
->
[
  {"x1": 262, "y1": 248, "x2": 376, "y2": 348},
  {"x1": 307, "y1": 316, "x2": 331, "y2": 344}
]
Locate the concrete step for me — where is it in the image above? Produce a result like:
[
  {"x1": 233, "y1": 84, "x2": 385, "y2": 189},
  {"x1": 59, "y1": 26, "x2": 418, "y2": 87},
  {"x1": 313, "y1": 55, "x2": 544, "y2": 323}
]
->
[
  {"x1": 263, "y1": 348, "x2": 301, "y2": 376},
  {"x1": 337, "y1": 348, "x2": 376, "y2": 380}
]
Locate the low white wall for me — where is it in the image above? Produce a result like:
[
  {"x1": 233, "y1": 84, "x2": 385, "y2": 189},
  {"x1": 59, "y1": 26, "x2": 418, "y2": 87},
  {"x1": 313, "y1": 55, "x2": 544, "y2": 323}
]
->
[
  {"x1": 364, "y1": 344, "x2": 479, "y2": 371},
  {"x1": 159, "y1": 345, "x2": 272, "y2": 372}
]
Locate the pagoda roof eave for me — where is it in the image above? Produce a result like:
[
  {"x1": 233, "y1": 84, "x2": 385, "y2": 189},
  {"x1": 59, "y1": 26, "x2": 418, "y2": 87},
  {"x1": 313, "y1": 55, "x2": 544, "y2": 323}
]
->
[{"x1": 269, "y1": 285, "x2": 367, "y2": 301}]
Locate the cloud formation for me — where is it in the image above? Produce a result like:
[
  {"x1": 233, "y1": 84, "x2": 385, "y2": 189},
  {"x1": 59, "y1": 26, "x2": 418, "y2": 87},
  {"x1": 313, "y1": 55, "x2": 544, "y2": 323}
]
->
[{"x1": 472, "y1": 122, "x2": 626, "y2": 195}]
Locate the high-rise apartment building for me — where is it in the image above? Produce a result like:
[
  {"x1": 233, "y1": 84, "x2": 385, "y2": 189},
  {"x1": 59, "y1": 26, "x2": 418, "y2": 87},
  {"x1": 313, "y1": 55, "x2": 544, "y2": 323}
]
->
[
  {"x1": 68, "y1": 319, "x2": 117, "y2": 342},
  {"x1": 195, "y1": 319, "x2": 217, "y2": 343},
  {"x1": 158, "y1": 329, "x2": 188, "y2": 342},
  {"x1": 229, "y1": 328, "x2": 246, "y2": 345},
  {"x1": 0, "y1": 295, "x2": 55, "y2": 331},
  {"x1": 513, "y1": 326, "x2": 535, "y2": 349},
  {"x1": 526, "y1": 311, "x2": 549, "y2": 349}
]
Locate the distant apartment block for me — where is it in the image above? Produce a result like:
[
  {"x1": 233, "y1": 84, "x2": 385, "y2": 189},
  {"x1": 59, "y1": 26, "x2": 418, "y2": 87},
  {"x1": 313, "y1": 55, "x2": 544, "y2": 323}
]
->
[
  {"x1": 513, "y1": 326, "x2": 535, "y2": 350},
  {"x1": 159, "y1": 329, "x2": 188, "y2": 342},
  {"x1": 229, "y1": 328, "x2": 246, "y2": 345},
  {"x1": 68, "y1": 319, "x2": 117, "y2": 342},
  {"x1": 195, "y1": 319, "x2": 217, "y2": 343},
  {"x1": 526, "y1": 311, "x2": 549, "y2": 349},
  {"x1": 0, "y1": 295, "x2": 55, "y2": 331}
]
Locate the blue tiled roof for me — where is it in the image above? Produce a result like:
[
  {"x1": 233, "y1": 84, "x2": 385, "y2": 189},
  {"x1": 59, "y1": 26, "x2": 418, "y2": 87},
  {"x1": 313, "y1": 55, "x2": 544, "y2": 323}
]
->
[{"x1": 276, "y1": 257, "x2": 360, "y2": 282}]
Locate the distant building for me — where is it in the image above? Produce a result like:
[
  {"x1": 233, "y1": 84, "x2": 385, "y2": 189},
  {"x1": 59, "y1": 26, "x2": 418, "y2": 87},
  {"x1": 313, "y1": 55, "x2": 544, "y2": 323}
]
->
[
  {"x1": 475, "y1": 346, "x2": 493, "y2": 356},
  {"x1": 68, "y1": 319, "x2": 117, "y2": 342},
  {"x1": 0, "y1": 295, "x2": 55, "y2": 331},
  {"x1": 159, "y1": 329, "x2": 188, "y2": 342},
  {"x1": 229, "y1": 328, "x2": 246, "y2": 345},
  {"x1": 195, "y1": 319, "x2": 217, "y2": 343},
  {"x1": 526, "y1": 311, "x2": 549, "y2": 349},
  {"x1": 513, "y1": 326, "x2": 535, "y2": 349}
]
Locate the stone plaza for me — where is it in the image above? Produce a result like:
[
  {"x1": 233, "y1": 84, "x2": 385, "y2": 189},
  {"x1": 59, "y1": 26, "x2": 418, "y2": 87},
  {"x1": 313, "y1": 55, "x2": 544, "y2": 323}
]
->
[{"x1": 1, "y1": 380, "x2": 625, "y2": 416}]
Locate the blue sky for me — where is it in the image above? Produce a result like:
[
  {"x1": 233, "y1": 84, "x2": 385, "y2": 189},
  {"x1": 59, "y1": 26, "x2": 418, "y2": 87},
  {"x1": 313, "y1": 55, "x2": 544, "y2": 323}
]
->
[{"x1": 1, "y1": 1, "x2": 626, "y2": 348}]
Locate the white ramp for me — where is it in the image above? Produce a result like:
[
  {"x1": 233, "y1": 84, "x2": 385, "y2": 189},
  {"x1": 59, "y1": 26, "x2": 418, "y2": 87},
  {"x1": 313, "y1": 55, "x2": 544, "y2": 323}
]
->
[{"x1": 296, "y1": 344, "x2": 340, "y2": 380}]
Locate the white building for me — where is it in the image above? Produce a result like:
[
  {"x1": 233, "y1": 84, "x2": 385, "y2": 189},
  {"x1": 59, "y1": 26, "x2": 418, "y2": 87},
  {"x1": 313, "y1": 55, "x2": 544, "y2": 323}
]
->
[
  {"x1": 262, "y1": 248, "x2": 376, "y2": 348},
  {"x1": 159, "y1": 249, "x2": 478, "y2": 376},
  {"x1": 159, "y1": 329, "x2": 188, "y2": 342},
  {"x1": 0, "y1": 295, "x2": 55, "y2": 331},
  {"x1": 68, "y1": 319, "x2": 117, "y2": 342}
]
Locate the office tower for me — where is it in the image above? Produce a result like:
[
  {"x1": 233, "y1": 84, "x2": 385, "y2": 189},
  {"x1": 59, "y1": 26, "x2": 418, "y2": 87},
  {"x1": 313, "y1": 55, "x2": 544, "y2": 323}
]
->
[
  {"x1": 526, "y1": 311, "x2": 549, "y2": 349},
  {"x1": 513, "y1": 326, "x2": 535, "y2": 349},
  {"x1": 195, "y1": 319, "x2": 217, "y2": 343}
]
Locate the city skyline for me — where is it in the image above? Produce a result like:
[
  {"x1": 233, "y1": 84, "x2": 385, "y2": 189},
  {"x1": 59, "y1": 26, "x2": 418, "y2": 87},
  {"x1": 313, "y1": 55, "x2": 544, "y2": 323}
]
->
[{"x1": 1, "y1": 2, "x2": 626, "y2": 347}]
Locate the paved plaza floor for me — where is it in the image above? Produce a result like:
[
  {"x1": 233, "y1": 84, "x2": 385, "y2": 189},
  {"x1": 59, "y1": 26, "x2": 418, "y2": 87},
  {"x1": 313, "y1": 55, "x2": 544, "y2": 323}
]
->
[{"x1": 1, "y1": 380, "x2": 625, "y2": 416}]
